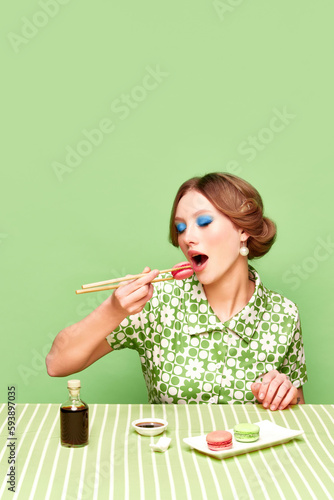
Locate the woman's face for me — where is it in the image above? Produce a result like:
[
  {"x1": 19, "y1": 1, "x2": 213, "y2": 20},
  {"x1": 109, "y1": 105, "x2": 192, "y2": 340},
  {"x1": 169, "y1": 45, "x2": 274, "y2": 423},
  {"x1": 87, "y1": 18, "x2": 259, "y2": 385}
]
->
[{"x1": 174, "y1": 190, "x2": 246, "y2": 285}]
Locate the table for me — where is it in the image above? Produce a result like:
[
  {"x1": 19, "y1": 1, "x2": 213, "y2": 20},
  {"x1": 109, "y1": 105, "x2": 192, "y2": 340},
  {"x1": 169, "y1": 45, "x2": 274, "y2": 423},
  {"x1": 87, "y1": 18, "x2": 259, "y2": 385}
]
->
[{"x1": 0, "y1": 403, "x2": 333, "y2": 500}]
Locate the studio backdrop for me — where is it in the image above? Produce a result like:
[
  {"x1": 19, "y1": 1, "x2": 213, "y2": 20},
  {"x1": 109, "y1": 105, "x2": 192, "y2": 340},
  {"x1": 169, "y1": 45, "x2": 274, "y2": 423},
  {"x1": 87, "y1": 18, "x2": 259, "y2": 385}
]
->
[{"x1": 1, "y1": 1, "x2": 333, "y2": 404}]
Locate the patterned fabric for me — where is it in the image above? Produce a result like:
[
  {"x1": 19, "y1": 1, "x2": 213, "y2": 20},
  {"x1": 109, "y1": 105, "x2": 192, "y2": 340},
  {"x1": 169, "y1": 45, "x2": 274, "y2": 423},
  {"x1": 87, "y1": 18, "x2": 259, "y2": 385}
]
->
[{"x1": 106, "y1": 266, "x2": 307, "y2": 404}]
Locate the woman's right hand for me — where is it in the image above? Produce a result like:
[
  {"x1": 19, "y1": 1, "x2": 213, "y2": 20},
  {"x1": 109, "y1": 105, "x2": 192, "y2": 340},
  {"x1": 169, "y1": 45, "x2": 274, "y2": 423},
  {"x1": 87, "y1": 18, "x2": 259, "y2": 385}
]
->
[
  {"x1": 46, "y1": 267, "x2": 160, "y2": 377},
  {"x1": 110, "y1": 266, "x2": 160, "y2": 318}
]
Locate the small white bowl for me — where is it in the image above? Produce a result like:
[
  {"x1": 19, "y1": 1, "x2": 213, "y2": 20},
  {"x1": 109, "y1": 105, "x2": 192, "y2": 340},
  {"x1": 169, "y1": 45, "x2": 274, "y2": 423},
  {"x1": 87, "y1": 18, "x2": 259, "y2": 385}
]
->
[{"x1": 132, "y1": 418, "x2": 168, "y2": 437}]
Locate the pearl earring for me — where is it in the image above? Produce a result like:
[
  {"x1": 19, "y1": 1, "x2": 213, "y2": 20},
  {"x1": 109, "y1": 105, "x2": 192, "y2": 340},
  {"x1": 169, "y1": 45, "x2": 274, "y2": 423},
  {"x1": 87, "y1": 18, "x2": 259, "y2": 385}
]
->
[{"x1": 240, "y1": 241, "x2": 249, "y2": 257}]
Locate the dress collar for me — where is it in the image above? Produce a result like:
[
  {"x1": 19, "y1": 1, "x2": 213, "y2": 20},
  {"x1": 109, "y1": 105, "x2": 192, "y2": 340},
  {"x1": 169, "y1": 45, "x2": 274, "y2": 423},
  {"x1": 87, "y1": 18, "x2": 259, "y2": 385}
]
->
[
  {"x1": 223, "y1": 266, "x2": 267, "y2": 343},
  {"x1": 186, "y1": 265, "x2": 268, "y2": 344}
]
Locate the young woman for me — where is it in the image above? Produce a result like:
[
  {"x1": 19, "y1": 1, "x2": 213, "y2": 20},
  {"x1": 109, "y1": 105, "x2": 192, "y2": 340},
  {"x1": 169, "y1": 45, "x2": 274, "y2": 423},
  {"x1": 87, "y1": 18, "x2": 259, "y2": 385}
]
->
[{"x1": 46, "y1": 173, "x2": 307, "y2": 410}]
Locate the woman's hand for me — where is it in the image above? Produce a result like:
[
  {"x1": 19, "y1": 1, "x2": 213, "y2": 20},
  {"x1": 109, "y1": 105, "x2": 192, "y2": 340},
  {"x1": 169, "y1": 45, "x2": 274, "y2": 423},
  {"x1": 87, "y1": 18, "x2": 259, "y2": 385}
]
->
[
  {"x1": 110, "y1": 266, "x2": 160, "y2": 318},
  {"x1": 251, "y1": 370, "x2": 302, "y2": 411}
]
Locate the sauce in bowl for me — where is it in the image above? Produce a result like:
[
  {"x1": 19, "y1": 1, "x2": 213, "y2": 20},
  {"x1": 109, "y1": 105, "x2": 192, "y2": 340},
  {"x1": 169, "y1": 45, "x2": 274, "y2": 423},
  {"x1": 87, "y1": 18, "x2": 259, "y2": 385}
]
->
[{"x1": 135, "y1": 422, "x2": 164, "y2": 428}]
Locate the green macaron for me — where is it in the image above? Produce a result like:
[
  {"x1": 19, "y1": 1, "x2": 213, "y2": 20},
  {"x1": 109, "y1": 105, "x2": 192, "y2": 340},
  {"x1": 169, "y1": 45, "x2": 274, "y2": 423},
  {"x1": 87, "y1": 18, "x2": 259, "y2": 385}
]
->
[{"x1": 233, "y1": 423, "x2": 260, "y2": 443}]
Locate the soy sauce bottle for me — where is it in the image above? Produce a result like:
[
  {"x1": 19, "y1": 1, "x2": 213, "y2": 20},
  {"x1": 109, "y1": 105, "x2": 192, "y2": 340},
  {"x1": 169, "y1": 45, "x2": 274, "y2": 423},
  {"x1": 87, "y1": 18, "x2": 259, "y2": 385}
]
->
[{"x1": 60, "y1": 379, "x2": 89, "y2": 447}]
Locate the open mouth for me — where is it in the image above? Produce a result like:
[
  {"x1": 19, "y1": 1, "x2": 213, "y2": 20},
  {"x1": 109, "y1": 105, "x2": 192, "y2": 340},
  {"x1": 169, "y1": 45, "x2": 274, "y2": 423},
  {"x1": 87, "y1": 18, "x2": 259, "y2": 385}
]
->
[{"x1": 191, "y1": 253, "x2": 209, "y2": 271}]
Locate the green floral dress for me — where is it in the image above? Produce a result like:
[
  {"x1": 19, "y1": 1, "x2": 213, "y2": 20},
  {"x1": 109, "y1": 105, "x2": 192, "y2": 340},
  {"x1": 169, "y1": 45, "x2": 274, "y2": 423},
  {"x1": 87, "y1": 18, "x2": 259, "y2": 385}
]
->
[{"x1": 106, "y1": 266, "x2": 307, "y2": 404}]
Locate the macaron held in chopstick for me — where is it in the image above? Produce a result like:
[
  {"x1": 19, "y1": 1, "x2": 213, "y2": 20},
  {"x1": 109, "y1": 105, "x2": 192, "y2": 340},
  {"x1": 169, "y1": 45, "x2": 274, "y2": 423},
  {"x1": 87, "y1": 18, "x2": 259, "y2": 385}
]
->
[{"x1": 171, "y1": 261, "x2": 194, "y2": 280}]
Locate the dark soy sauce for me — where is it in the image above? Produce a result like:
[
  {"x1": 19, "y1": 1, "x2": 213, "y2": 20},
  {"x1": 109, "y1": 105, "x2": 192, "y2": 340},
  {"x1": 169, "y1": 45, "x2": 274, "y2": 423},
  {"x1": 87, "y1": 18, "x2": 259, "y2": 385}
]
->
[
  {"x1": 60, "y1": 405, "x2": 89, "y2": 447},
  {"x1": 136, "y1": 422, "x2": 164, "y2": 428}
]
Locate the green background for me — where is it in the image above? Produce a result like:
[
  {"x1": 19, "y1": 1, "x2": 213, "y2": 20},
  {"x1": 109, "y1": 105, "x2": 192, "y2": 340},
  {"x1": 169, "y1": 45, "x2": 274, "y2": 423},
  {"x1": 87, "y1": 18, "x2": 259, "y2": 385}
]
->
[{"x1": 1, "y1": 1, "x2": 333, "y2": 404}]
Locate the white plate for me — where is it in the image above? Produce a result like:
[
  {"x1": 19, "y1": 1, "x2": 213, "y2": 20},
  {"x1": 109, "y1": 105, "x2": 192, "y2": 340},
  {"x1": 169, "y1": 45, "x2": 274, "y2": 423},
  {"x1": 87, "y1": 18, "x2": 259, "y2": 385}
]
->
[{"x1": 183, "y1": 420, "x2": 304, "y2": 459}]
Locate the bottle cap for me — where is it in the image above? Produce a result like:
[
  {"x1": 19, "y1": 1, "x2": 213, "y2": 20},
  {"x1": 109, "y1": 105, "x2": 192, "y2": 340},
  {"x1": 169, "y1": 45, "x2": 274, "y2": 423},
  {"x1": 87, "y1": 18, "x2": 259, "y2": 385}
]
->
[{"x1": 67, "y1": 379, "x2": 81, "y2": 389}]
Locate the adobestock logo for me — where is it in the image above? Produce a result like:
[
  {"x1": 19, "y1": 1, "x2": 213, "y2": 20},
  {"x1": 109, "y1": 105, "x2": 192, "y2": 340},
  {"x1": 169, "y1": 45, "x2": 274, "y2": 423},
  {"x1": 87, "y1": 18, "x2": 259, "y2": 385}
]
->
[
  {"x1": 7, "y1": 0, "x2": 72, "y2": 54},
  {"x1": 51, "y1": 65, "x2": 169, "y2": 182},
  {"x1": 237, "y1": 107, "x2": 296, "y2": 163},
  {"x1": 222, "y1": 106, "x2": 296, "y2": 176},
  {"x1": 17, "y1": 268, "x2": 126, "y2": 383},
  {"x1": 66, "y1": 456, "x2": 124, "y2": 500},
  {"x1": 213, "y1": 0, "x2": 246, "y2": 21},
  {"x1": 18, "y1": 332, "x2": 56, "y2": 384},
  {"x1": 75, "y1": 267, "x2": 128, "y2": 318},
  {"x1": 51, "y1": 119, "x2": 115, "y2": 182},
  {"x1": 282, "y1": 235, "x2": 334, "y2": 291},
  {"x1": 237, "y1": 444, "x2": 304, "y2": 500}
]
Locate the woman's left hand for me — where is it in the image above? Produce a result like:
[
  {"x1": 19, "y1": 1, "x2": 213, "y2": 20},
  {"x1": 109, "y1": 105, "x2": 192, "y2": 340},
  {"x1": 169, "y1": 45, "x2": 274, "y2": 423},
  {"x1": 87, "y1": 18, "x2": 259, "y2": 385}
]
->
[{"x1": 251, "y1": 370, "x2": 298, "y2": 411}]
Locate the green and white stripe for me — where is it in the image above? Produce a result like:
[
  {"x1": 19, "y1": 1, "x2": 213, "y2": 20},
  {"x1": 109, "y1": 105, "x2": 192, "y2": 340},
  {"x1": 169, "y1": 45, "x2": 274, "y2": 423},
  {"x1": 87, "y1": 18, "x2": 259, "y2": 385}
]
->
[{"x1": 0, "y1": 404, "x2": 333, "y2": 499}]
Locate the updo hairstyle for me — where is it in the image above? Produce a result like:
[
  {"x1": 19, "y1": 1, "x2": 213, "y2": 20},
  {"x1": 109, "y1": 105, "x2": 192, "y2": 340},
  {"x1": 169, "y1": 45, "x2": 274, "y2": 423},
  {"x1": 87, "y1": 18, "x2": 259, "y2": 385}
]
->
[{"x1": 169, "y1": 172, "x2": 277, "y2": 260}]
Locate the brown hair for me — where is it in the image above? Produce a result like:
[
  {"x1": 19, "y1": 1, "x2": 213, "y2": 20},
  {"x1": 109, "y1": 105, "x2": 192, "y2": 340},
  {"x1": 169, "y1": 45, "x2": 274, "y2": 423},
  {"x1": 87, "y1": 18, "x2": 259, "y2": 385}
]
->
[{"x1": 169, "y1": 172, "x2": 277, "y2": 259}]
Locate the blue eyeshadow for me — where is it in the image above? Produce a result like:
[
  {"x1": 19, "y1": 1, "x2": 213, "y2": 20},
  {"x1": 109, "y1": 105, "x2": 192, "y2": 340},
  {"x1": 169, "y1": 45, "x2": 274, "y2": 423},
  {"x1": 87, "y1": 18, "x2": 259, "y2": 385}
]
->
[
  {"x1": 176, "y1": 222, "x2": 186, "y2": 233},
  {"x1": 196, "y1": 215, "x2": 213, "y2": 226}
]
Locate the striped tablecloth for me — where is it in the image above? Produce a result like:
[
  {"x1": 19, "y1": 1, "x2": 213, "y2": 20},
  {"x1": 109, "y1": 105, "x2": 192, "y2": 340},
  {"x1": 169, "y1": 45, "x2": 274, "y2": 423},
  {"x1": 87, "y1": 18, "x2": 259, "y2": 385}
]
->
[{"x1": 0, "y1": 403, "x2": 333, "y2": 500}]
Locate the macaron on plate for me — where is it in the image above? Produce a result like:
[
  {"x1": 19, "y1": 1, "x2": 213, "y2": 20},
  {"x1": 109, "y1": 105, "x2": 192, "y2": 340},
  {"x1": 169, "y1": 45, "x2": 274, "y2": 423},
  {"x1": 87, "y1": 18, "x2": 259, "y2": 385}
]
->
[
  {"x1": 183, "y1": 420, "x2": 304, "y2": 459},
  {"x1": 206, "y1": 431, "x2": 233, "y2": 451},
  {"x1": 233, "y1": 423, "x2": 260, "y2": 443}
]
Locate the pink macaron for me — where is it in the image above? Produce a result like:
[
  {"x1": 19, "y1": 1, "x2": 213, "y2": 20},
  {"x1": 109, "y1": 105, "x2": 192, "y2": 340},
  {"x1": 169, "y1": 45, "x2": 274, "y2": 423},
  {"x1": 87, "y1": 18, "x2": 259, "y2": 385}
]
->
[
  {"x1": 171, "y1": 262, "x2": 194, "y2": 280},
  {"x1": 206, "y1": 430, "x2": 233, "y2": 451}
]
